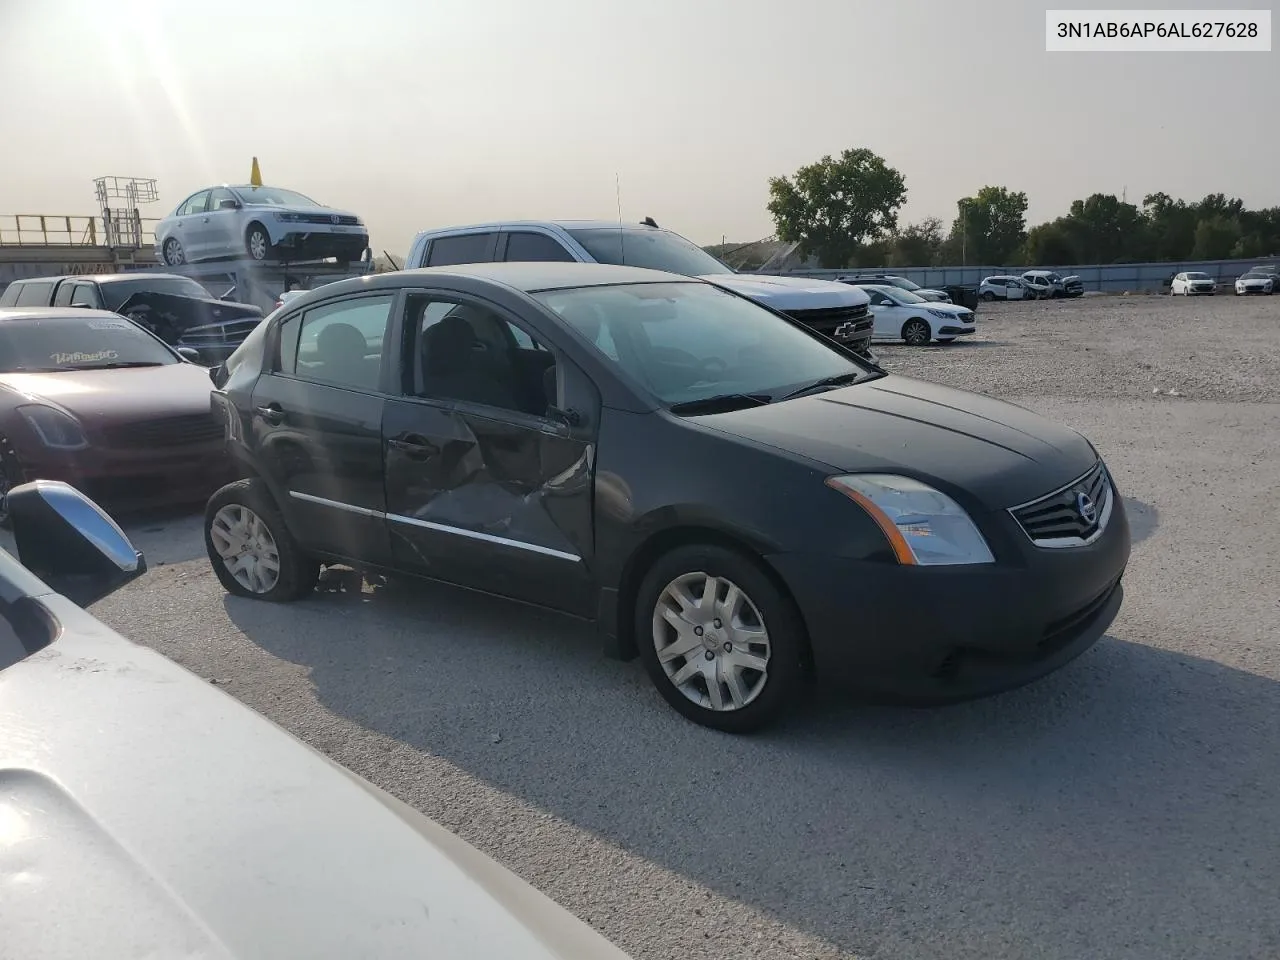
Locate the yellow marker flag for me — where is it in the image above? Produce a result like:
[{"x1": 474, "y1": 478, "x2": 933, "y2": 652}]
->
[{"x1": 249, "y1": 157, "x2": 262, "y2": 187}]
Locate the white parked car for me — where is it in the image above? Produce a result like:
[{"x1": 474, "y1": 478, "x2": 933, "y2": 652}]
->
[
  {"x1": 979, "y1": 275, "x2": 1035, "y2": 301},
  {"x1": 837, "y1": 273, "x2": 952, "y2": 302},
  {"x1": 855, "y1": 283, "x2": 977, "y2": 345},
  {"x1": 404, "y1": 219, "x2": 877, "y2": 357},
  {"x1": 0, "y1": 479, "x2": 633, "y2": 960},
  {"x1": 1170, "y1": 271, "x2": 1217, "y2": 296},
  {"x1": 1234, "y1": 268, "x2": 1277, "y2": 295},
  {"x1": 155, "y1": 184, "x2": 369, "y2": 267}
]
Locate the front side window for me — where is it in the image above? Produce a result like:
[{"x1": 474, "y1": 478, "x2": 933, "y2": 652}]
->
[
  {"x1": 0, "y1": 315, "x2": 177, "y2": 373},
  {"x1": 68, "y1": 284, "x2": 100, "y2": 308},
  {"x1": 426, "y1": 233, "x2": 498, "y2": 266},
  {"x1": 566, "y1": 227, "x2": 735, "y2": 276},
  {"x1": 208, "y1": 187, "x2": 237, "y2": 209},
  {"x1": 504, "y1": 231, "x2": 576, "y2": 263},
  {"x1": 535, "y1": 281, "x2": 870, "y2": 406},
  {"x1": 407, "y1": 294, "x2": 554, "y2": 418},
  {"x1": 287, "y1": 295, "x2": 392, "y2": 391}
]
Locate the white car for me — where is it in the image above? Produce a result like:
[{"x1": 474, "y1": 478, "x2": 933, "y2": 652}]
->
[
  {"x1": 837, "y1": 273, "x2": 952, "y2": 302},
  {"x1": 155, "y1": 184, "x2": 370, "y2": 266},
  {"x1": 1170, "y1": 271, "x2": 1217, "y2": 295},
  {"x1": 979, "y1": 275, "x2": 1035, "y2": 301},
  {"x1": 1021, "y1": 270, "x2": 1084, "y2": 298},
  {"x1": 856, "y1": 284, "x2": 976, "y2": 345},
  {"x1": 1234, "y1": 268, "x2": 1277, "y2": 295},
  {"x1": 404, "y1": 219, "x2": 876, "y2": 357},
  {"x1": 0, "y1": 479, "x2": 633, "y2": 960}
]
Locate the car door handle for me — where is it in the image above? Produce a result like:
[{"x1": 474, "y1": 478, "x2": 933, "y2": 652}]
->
[
  {"x1": 388, "y1": 433, "x2": 437, "y2": 458},
  {"x1": 256, "y1": 403, "x2": 286, "y2": 425}
]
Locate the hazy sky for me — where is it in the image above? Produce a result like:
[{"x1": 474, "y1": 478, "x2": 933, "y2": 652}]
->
[{"x1": 0, "y1": 0, "x2": 1274, "y2": 254}]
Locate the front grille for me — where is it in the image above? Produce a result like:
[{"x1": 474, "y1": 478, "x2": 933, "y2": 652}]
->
[
  {"x1": 1010, "y1": 461, "x2": 1112, "y2": 546},
  {"x1": 783, "y1": 303, "x2": 872, "y2": 339},
  {"x1": 179, "y1": 317, "x2": 261, "y2": 346},
  {"x1": 102, "y1": 413, "x2": 223, "y2": 449},
  {"x1": 298, "y1": 213, "x2": 360, "y2": 225}
]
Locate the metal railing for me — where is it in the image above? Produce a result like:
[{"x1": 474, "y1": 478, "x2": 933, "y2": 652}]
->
[{"x1": 0, "y1": 214, "x2": 159, "y2": 248}]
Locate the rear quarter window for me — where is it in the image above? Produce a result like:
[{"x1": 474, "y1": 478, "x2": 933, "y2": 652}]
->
[
  {"x1": 0, "y1": 284, "x2": 18, "y2": 307},
  {"x1": 14, "y1": 282, "x2": 55, "y2": 307}
]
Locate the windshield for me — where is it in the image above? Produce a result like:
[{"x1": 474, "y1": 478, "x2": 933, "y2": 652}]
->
[
  {"x1": 534, "y1": 281, "x2": 870, "y2": 407},
  {"x1": 0, "y1": 315, "x2": 176, "y2": 372},
  {"x1": 886, "y1": 277, "x2": 921, "y2": 291},
  {"x1": 99, "y1": 276, "x2": 211, "y2": 311},
  {"x1": 1242, "y1": 271, "x2": 1270, "y2": 279},
  {"x1": 234, "y1": 186, "x2": 321, "y2": 208},
  {"x1": 567, "y1": 228, "x2": 735, "y2": 277},
  {"x1": 879, "y1": 286, "x2": 927, "y2": 304},
  {"x1": 1186, "y1": 272, "x2": 1210, "y2": 280}
]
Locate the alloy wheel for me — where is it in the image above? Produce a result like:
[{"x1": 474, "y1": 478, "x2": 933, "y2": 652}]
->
[
  {"x1": 651, "y1": 571, "x2": 770, "y2": 712},
  {"x1": 164, "y1": 238, "x2": 185, "y2": 265},
  {"x1": 248, "y1": 228, "x2": 269, "y2": 261},
  {"x1": 902, "y1": 319, "x2": 931, "y2": 346},
  {"x1": 209, "y1": 504, "x2": 281, "y2": 594}
]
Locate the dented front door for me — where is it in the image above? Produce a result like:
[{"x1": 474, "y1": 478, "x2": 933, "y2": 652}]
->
[{"x1": 381, "y1": 397, "x2": 596, "y2": 616}]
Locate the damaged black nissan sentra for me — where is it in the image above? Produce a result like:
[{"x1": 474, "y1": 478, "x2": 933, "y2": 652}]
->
[{"x1": 207, "y1": 263, "x2": 1130, "y2": 733}]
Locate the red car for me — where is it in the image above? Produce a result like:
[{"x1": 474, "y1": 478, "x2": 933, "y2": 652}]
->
[{"x1": 0, "y1": 307, "x2": 231, "y2": 524}]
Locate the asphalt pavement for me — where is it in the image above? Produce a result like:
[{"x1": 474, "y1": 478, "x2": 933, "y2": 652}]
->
[{"x1": 64, "y1": 295, "x2": 1280, "y2": 959}]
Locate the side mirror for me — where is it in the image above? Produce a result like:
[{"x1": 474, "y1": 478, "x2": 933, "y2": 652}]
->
[
  {"x1": 7, "y1": 480, "x2": 145, "y2": 606},
  {"x1": 218, "y1": 199, "x2": 241, "y2": 210},
  {"x1": 176, "y1": 346, "x2": 203, "y2": 363},
  {"x1": 209, "y1": 364, "x2": 224, "y2": 385}
]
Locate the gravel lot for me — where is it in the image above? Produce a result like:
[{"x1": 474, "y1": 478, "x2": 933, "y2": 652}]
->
[{"x1": 50, "y1": 293, "x2": 1280, "y2": 959}]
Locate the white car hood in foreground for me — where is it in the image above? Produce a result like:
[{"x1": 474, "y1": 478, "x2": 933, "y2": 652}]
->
[
  {"x1": 0, "y1": 590, "x2": 631, "y2": 960},
  {"x1": 701, "y1": 273, "x2": 870, "y2": 311}
]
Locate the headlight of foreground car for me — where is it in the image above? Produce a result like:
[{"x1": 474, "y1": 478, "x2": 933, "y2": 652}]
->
[
  {"x1": 927, "y1": 309, "x2": 954, "y2": 320},
  {"x1": 17, "y1": 404, "x2": 89, "y2": 450},
  {"x1": 275, "y1": 212, "x2": 303, "y2": 222},
  {"x1": 826, "y1": 473, "x2": 995, "y2": 566}
]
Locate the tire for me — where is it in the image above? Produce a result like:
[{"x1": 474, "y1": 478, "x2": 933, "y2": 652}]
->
[
  {"x1": 0, "y1": 435, "x2": 24, "y2": 531},
  {"x1": 205, "y1": 478, "x2": 319, "y2": 602},
  {"x1": 901, "y1": 318, "x2": 932, "y2": 346},
  {"x1": 163, "y1": 237, "x2": 185, "y2": 266},
  {"x1": 245, "y1": 223, "x2": 274, "y2": 262},
  {"x1": 634, "y1": 543, "x2": 806, "y2": 733},
  {"x1": 980, "y1": 291, "x2": 995, "y2": 302}
]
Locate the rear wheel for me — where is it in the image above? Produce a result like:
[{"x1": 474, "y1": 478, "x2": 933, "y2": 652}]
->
[
  {"x1": 980, "y1": 291, "x2": 995, "y2": 302},
  {"x1": 901, "y1": 318, "x2": 932, "y2": 346},
  {"x1": 163, "y1": 237, "x2": 185, "y2": 265},
  {"x1": 205, "y1": 478, "x2": 318, "y2": 601},
  {"x1": 635, "y1": 544, "x2": 806, "y2": 733}
]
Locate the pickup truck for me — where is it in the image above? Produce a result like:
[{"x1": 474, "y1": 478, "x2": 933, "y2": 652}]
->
[
  {"x1": 404, "y1": 219, "x2": 877, "y2": 358},
  {"x1": 0, "y1": 272, "x2": 263, "y2": 364}
]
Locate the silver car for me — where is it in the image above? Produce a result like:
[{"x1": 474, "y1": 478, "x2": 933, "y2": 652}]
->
[{"x1": 155, "y1": 184, "x2": 369, "y2": 266}]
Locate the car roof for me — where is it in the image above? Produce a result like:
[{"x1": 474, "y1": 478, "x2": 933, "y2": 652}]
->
[
  {"x1": 0, "y1": 307, "x2": 128, "y2": 322},
  {"x1": 10, "y1": 273, "x2": 190, "y2": 284},
  {"x1": 303, "y1": 262, "x2": 693, "y2": 300},
  {"x1": 415, "y1": 219, "x2": 667, "y2": 237}
]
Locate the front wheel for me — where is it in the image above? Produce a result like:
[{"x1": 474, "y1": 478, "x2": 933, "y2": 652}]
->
[
  {"x1": 980, "y1": 291, "x2": 995, "y2": 302},
  {"x1": 205, "y1": 478, "x2": 319, "y2": 601},
  {"x1": 901, "y1": 318, "x2": 932, "y2": 346},
  {"x1": 635, "y1": 544, "x2": 806, "y2": 733},
  {"x1": 163, "y1": 237, "x2": 186, "y2": 266},
  {"x1": 245, "y1": 224, "x2": 274, "y2": 262}
]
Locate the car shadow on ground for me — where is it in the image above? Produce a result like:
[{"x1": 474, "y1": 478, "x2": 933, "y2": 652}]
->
[{"x1": 224, "y1": 552, "x2": 1276, "y2": 960}]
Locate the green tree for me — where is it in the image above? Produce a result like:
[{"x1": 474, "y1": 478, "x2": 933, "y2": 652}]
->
[
  {"x1": 886, "y1": 217, "x2": 944, "y2": 266},
  {"x1": 1191, "y1": 216, "x2": 1242, "y2": 260},
  {"x1": 1023, "y1": 220, "x2": 1080, "y2": 265},
  {"x1": 767, "y1": 148, "x2": 908, "y2": 268},
  {"x1": 1066, "y1": 193, "x2": 1145, "y2": 263},
  {"x1": 1142, "y1": 193, "x2": 1197, "y2": 261},
  {"x1": 949, "y1": 186, "x2": 1028, "y2": 264}
]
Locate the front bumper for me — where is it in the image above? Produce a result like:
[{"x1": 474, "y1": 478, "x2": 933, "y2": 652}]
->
[
  {"x1": 766, "y1": 488, "x2": 1131, "y2": 702},
  {"x1": 1188, "y1": 286, "x2": 1216, "y2": 295},
  {"x1": 12, "y1": 442, "x2": 234, "y2": 513},
  {"x1": 938, "y1": 325, "x2": 975, "y2": 337},
  {"x1": 277, "y1": 230, "x2": 370, "y2": 261},
  {"x1": 1236, "y1": 284, "x2": 1273, "y2": 294}
]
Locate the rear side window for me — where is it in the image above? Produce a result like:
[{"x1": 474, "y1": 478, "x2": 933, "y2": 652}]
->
[
  {"x1": 290, "y1": 295, "x2": 393, "y2": 392},
  {"x1": 52, "y1": 283, "x2": 75, "y2": 307},
  {"x1": 426, "y1": 233, "x2": 497, "y2": 266},
  {"x1": 14, "y1": 282, "x2": 54, "y2": 307},
  {"x1": 0, "y1": 284, "x2": 19, "y2": 307},
  {"x1": 504, "y1": 231, "x2": 575, "y2": 263}
]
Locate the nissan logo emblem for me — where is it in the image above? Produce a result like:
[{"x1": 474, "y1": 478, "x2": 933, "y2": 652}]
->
[{"x1": 1076, "y1": 491, "x2": 1097, "y2": 524}]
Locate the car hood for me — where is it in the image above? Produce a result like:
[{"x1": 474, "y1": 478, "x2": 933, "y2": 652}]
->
[
  {"x1": 692, "y1": 375, "x2": 1096, "y2": 508},
  {"x1": 0, "y1": 587, "x2": 632, "y2": 960},
  {"x1": 255, "y1": 204, "x2": 357, "y2": 219},
  {"x1": 902, "y1": 301, "x2": 971, "y2": 316},
  {"x1": 1238, "y1": 275, "x2": 1273, "y2": 282},
  {"x1": 701, "y1": 274, "x2": 870, "y2": 311},
  {"x1": 0, "y1": 364, "x2": 215, "y2": 428}
]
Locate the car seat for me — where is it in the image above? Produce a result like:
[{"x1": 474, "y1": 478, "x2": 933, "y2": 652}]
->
[
  {"x1": 315, "y1": 322, "x2": 376, "y2": 389},
  {"x1": 421, "y1": 315, "x2": 521, "y2": 410}
]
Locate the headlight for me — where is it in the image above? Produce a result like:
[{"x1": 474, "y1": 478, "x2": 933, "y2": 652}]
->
[
  {"x1": 825, "y1": 473, "x2": 995, "y2": 566},
  {"x1": 18, "y1": 405, "x2": 89, "y2": 450},
  {"x1": 927, "y1": 309, "x2": 952, "y2": 320},
  {"x1": 275, "y1": 212, "x2": 302, "y2": 222}
]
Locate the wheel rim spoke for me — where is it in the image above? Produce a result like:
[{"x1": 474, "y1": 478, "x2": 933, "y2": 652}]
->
[
  {"x1": 652, "y1": 570, "x2": 771, "y2": 713},
  {"x1": 211, "y1": 504, "x2": 281, "y2": 595}
]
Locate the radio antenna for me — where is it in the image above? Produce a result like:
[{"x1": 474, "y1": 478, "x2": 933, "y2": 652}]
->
[{"x1": 616, "y1": 172, "x2": 626, "y2": 262}]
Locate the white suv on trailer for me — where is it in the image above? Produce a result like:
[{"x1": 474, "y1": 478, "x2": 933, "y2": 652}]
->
[{"x1": 404, "y1": 219, "x2": 875, "y2": 357}]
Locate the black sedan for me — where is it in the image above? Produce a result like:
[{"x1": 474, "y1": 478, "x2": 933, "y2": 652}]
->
[{"x1": 206, "y1": 263, "x2": 1130, "y2": 732}]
